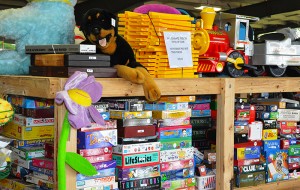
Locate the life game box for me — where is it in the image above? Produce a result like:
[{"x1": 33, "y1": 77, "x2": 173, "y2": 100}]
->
[
  {"x1": 77, "y1": 129, "x2": 117, "y2": 149},
  {"x1": 113, "y1": 151, "x2": 160, "y2": 168}
]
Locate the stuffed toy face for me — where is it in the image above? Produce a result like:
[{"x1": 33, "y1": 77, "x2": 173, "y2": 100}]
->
[{"x1": 80, "y1": 9, "x2": 117, "y2": 55}]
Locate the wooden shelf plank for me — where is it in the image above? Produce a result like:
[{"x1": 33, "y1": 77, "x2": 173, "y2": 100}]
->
[
  {"x1": 235, "y1": 179, "x2": 300, "y2": 190},
  {"x1": 0, "y1": 75, "x2": 60, "y2": 99},
  {"x1": 0, "y1": 76, "x2": 222, "y2": 98},
  {"x1": 235, "y1": 77, "x2": 300, "y2": 93}
]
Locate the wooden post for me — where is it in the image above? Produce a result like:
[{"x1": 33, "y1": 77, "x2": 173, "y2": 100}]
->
[
  {"x1": 54, "y1": 79, "x2": 77, "y2": 190},
  {"x1": 216, "y1": 78, "x2": 235, "y2": 190}
]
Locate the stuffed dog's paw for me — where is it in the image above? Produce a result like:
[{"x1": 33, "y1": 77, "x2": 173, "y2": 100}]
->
[
  {"x1": 114, "y1": 65, "x2": 145, "y2": 84},
  {"x1": 136, "y1": 67, "x2": 161, "y2": 101}
]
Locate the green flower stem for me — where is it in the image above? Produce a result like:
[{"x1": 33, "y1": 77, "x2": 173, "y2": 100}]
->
[{"x1": 57, "y1": 112, "x2": 70, "y2": 190}]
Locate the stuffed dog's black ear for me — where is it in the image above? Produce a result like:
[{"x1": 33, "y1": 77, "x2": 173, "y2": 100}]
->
[{"x1": 80, "y1": 8, "x2": 118, "y2": 37}]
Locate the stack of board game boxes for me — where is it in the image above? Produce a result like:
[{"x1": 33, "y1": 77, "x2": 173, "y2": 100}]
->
[
  {"x1": 234, "y1": 97, "x2": 300, "y2": 188},
  {"x1": 107, "y1": 98, "x2": 161, "y2": 190},
  {"x1": 25, "y1": 44, "x2": 117, "y2": 78},
  {"x1": 0, "y1": 95, "x2": 55, "y2": 189},
  {"x1": 76, "y1": 102, "x2": 118, "y2": 190},
  {"x1": 118, "y1": 11, "x2": 199, "y2": 78},
  {"x1": 189, "y1": 96, "x2": 216, "y2": 190},
  {"x1": 145, "y1": 96, "x2": 196, "y2": 190}
]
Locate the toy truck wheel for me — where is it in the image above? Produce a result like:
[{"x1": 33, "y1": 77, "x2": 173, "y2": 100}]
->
[
  {"x1": 266, "y1": 65, "x2": 286, "y2": 77},
  {"x1": 225, "y1": 51, "x2": 244, "y2": 78},
  {"x1": 248, "y1": 66, "x2": 266, "y2": 77},
  {"x1": 286, "y1": 66, "x2": 300, "y2": 77}
]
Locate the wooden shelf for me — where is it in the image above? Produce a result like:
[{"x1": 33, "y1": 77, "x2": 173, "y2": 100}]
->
[
  {"x1": 0, "y1": 76, "x2": 222, "y2": 98},
  {"x1": 235, "y1": 77, "x2": 300, "y2": 93},
  {"x1": 235, "y1": 179, "x2": 300, "y2": 190},
  {"x1": 1, "y1": 75, "x2": 300, "y2": 190}
]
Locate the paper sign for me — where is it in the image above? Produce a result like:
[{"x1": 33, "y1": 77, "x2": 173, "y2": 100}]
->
[{"x1": 164, "y1": 32, "x2": 193, "y2": 68}]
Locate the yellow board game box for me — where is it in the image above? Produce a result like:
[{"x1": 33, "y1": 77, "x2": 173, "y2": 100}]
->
[
  {"x1": 1, "y1": 121, "x2": 54, "y2": 140},
  {"x1": 152, "y1": 109, "x2": 192, "y2": 119},
  {"x1": 110, "y1": 110, "x2": 152, "y2": 119}
]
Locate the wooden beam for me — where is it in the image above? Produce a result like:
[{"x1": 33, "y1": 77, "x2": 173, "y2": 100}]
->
[
  {"x1": 0, "y1": 76, "x2": 60, "y2": 99},
  {"x1": 235, "y1": 77, "x2": 300, "y2": 94},
  {"x1": 216, "y1": 78, "x2": 235, "y2": 190}
]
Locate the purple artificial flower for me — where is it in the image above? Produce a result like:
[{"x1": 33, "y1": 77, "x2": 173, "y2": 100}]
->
[{"x1": 55, "y1": 71, "x2": 104, "y2": 129}]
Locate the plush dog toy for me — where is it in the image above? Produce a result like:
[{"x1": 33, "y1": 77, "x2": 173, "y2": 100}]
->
[
  {"x1": 0, "y1": 0, "x2": 77, "y2": 75},
  {"x1": 80, "y1": 8, "x2": 161, "y2": 102}
]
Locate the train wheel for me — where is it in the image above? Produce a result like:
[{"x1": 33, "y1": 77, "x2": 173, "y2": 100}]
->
[
  {"x1": 225, "y1": 51, "x2": 244, "y2": 78},
  {"x1": 286, "y1": 66, "x2": 300, "y2": 77},
  {"x1": 248, "y1": 66, "x2": 266, "y2": 77},
  {"x1": 266, "y1": 65, "x2": 286, "y2": 77}
]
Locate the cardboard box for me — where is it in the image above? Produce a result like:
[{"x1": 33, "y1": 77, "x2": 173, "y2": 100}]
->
[
  {"x1": 116, "y1": 164, "x2": 160, "y2": 181},
  {"x1": 157, "y1": 117, "x2": 190, "y2": 127},
  {"x1": 76, "y1": 168, "x2": 115, "y2": 181},
  {"x1": 117, "y1": 118, "x2": 154, "y2": 127},
  {"x1": 1, "y1": 122, "x2": 54, "y2": 140},
  {"x1": 195, "y1": 175, "x2": 216, "y2": 190},
  {"x1": 158, "y1": 96, "x2": 196, "y2": 103},
  {"x1": 160, "y1": 147, "x2": 194, "y2": 162},
  {"x1": 13, "y1": 114, "x2": 54, "y2": 127},
  {"x1": 158, "y1": 125, "x2": 192, "y2": 139},
  {"x1": 152, "y1": 109, "x2": 192, "y2": 119},
  {"x1": 235, "y1": 171, "x2": 266, "y2": 187},
  {"x1": 162, "y1": 177, "x2": 195, "y2": 190},
  {"x1": 113, "y1": 142, "x2": 160, "y2": 155},
  {"x1": 262, "y1": 129, "x2": 278, "y2": 140},
  {"x1": 9, "y1": 146, "x2": 44, "y2": 160},
  {"x1": 265, "y1": 150, "x2": 289, "y2": 182},
  {"x1": 277, "y1": 109, "x2": 300, "y2": 121},
  {"x1": 77, "y1": 129, "x2": 117, "y2": 149},
  {"x1": 76, "y1": 176, "x2": 116, "y2": 189},
  {"x1": 113, "y1": 151, "x2": 160, "y2": 168},
  {"x1": 118, "y1": 125, "x2": 156, "y2": 138},
  {"x1": 161, "y1": 167, "x2": 194, "y2": 182},
  {"x1": 110, "y1": 110, "x2": 152, "y2": 119},
  {"x1": 161, "y1": 159, "x2": 194, "y2": 172},
  {"x1": 145, "y1": 102, "x2": 189, "y2": 111},
  {"x1": 190, "y1": 117, "x2": 211, "y2": 129},
  {"x1": 159, "y1": 137, "x2": 192, "y2": 150},
  {"x1": 118, "y1": 176, "x2": 161, "y2": 190},
  {"x1": 102, "y1": 99, "x2": 145, "y2": 111},
  {"x1": 191, "y1": 109, "x2": 211, "y2": 117},
  {"x1": 234, "y1": 163, "x2": 266, "y2": 174}
]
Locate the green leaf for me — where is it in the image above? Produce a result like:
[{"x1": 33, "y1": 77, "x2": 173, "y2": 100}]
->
[{"x1": 65, "y1": 152, "x2": 97, "y2": 176}]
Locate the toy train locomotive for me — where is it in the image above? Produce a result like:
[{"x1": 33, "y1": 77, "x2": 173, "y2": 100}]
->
[{"x1": 194, "y1": 7, "x2": 300, "y2": 77}]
